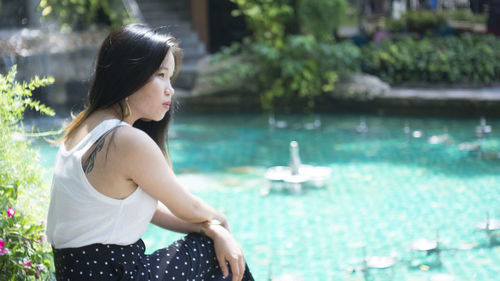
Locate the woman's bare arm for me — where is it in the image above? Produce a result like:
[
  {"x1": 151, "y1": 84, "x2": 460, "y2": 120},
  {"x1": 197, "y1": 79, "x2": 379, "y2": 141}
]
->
[
  {"x1": 111, "y1": 126, "x2": 227, "y2": 225},
  {"x1": 151, "y1": 201, "x2": 205, "y2": 233}
]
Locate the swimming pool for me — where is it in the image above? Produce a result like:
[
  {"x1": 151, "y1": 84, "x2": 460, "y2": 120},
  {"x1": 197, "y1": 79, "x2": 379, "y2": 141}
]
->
[{"x1": 35, "y1": 113, "x2": 500, "y2": 280}]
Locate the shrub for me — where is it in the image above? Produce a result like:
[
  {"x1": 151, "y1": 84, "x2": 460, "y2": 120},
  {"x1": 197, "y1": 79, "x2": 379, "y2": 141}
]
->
[
  {"x1": 38, "y1": 0, "x2": 133, "y2": 30},
  {"x1": 215, "y1": 0, "x2": 351, "y2": 111},
  {"x1": 214, "y1": 2, "x2": 499, "y2": 107},
  {"x1": 0, "y1": 65, "x2": 55, "y2": 280},
  {"x1": 230, "y1": 0, "x2": 348, "y2": 45},
  {"x1": 385, "y1": 10, "x2": 447, "y2": 35},
  {"x1": 360, "y1": 35, "x2": 500, "y2": 85},
  {"x1": 230, "y1": 0, "x2": 295, "y2": 48},
  {"x1": 406, "y1": 10, "x2": 447, "y2": 35},
  {"x1": 441, "y1": 8, "x2": 487, "y2": 24},
  {"x1": 297, "y1": 0, "x2": 347, "y2": 41},
  {"x1": 212, "y1": 36, "x2": 360, "y2": 111}
]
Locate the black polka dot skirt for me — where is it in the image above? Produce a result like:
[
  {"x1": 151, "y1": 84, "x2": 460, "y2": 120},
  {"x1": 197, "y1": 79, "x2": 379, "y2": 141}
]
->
[{"x1": 52, "y1": 233, "x2": 254, "y2": 281}]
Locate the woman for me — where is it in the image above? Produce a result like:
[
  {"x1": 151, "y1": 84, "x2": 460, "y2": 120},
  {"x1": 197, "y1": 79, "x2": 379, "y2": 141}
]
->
[{"x1": 46, "y1": 24, "x2": 254, "y2": 281}]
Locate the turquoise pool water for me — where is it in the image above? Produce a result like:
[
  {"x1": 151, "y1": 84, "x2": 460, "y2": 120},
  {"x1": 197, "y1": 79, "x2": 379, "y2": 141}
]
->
[{"x1": 35, "y1": 113, "x2": 500, "y2": 281}]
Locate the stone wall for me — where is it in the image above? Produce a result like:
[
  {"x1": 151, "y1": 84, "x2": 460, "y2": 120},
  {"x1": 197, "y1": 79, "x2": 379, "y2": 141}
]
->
[{"x1": 1, "y1": 28, "x2": 109, "y2": 114}]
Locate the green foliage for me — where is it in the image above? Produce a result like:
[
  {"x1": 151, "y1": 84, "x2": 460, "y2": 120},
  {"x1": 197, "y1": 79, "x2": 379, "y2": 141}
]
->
[
  {"x1": 216, "y1": 2, "x2": 498, "y2": 108},
  {"x1": 0, "y1": 67, "x2": 54, "y2": 125},
  {"x1": 38, "y1": 0, "x2": 133, "y2": 30},
  {"x1": 230, "y1": 0, "x2": 347, "y2": 45},
  {"x1": 385, "y1": 9, "x2": 487, "y2": 34},
  {"x1": 406, "y1": 10, "x2": 447, "y2": 34},
  {"x1": 384, "y1": 17, "x2": 407, "y2": 33},
  {"x1": 230, "y1": 0, "x2": 294, "y2": 48},
  {"x1": 214, "y1": 33, "x2": 500, "y2": 103},
  {"x1": 441, "y1": 8, "x2": 487, "y2": 24},
  {"x1": 263, "y1": 35, "x2": 359, "y2": 109},
  {"x1": 385, "y1": 10, "x2": 447, "y2": 34},
  {"x1": 219, "y1": 0, "x2": 350, "y2": 111},
  {"x1": 0, "y1": 65, "x2": 55, "y2": 280},
  {"x1": 361, "y1": 35, "x2": 500, "y2": 85},
  {"x1": 213, "y1": 36, "x2": 360, "y2": 111},
  {"x1": 297, "y1": 0, "x2": 347, "y2": 41}
]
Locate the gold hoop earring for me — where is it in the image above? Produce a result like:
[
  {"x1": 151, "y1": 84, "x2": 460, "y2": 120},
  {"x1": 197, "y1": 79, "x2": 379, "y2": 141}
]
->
[{"x1": 123, "y1": 97, "x2": 131, "y2": 118}]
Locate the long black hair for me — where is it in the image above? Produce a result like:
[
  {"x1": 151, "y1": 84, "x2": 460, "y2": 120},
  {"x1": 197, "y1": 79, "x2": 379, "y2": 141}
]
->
[{"x1": 60, "y1": 24, "x2": 183, "y2": 157}]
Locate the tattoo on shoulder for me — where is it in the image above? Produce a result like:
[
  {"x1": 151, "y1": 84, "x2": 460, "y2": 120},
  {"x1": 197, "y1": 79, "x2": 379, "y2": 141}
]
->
[{"x1": 82, "y1": 135, "x2": 106, "y2": 174}]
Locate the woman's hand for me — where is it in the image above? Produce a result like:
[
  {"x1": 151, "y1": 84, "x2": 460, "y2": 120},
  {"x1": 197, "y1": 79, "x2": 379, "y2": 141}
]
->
[{"x1": 205, "y1": 225, "x2": 246, "y2": 281}]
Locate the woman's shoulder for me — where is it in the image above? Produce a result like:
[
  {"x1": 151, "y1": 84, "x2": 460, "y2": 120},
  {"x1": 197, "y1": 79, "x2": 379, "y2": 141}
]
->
[
  {"x1": 113, "y1": 124, "x2": 157, "y2": 149},
  {"x1": 111, "y1": 124, "x2": 166, "y2": 176}
]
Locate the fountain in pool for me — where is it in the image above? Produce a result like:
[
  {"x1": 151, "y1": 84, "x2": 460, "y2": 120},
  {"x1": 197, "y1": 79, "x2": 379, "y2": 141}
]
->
[
  {"x1": 476, "y1": 212, "x2": 500, "y2": 245},
  {"x1": 355, "y1": 117, "x2": 368, "y2": 134},
  {"x1": 343, "y1": 212, "x2": 500, "y2": 281},
  {"x1": 458, "y1": 117, "x2": 497, "y2": 159},
  {"x1": 268, "y1": 113, "x2": 321, "y2": 130},
  {"x1": 262, "y1": 141, "x2": 331, "y2": 195}
]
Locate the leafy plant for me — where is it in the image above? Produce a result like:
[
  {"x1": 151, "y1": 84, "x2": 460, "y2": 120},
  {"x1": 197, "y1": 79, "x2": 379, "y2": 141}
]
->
[
  {"x1": 360, "y1": 35, "x2": 500, "y2": 85},
  {"x1": 214, "y1": 2, "x2": 498, "y2": 108},
  {"x1": 0, "y1": 65, "x2": 55, "y2": 280},
  {"x1": 384, "y1": 17, "x2": 407, "y2": 33},
  {"x1": 406, "y1": 10, "x2": 447, "y2": 34},
  {"x1": 384, "y1": 10, "x2": 447, "y2": 35},
  {"x1": 297, "y1": 0, "x2": 347, "y2": 41},
  {"x1": 216, "y1": 0, "x2": 351, "y2": 111},
  {"x1": 38, "y1": 0, "x2": 133, "y2": 30},
  {"x1": 212, "y1": 36, "x2": 360, "y2": 111},
  {"x1": 441, "y1": 8, "x2": 487, "y2": 24},
  {"x1": 230, "y1": 0, "x2": 295, "y2": 48}
]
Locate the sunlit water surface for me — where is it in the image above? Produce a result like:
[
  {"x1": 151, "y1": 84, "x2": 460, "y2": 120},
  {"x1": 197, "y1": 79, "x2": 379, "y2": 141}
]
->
[{"x1": 34, "y1": 113, "x2": 500, "y2": 281}]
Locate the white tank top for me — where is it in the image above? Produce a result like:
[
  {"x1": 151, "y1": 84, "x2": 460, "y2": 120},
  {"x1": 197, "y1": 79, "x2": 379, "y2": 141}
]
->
[{"x1": 46, "y1": 119, "x2": 158, "y2": 249}]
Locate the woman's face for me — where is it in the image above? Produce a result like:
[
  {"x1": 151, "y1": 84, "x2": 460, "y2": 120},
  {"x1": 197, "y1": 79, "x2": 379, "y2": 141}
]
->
[{"x1": 127, "y1": 49, "x2": 175, "y2": 122}]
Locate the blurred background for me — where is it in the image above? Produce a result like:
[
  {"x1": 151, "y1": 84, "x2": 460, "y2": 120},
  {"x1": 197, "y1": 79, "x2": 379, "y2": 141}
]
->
[
  {"x1": 2, "y1": 1, "x2": 500, "y2": 281},
  {"x1": 0, "y1": 0, "x2": 499, "y2": 116}
]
